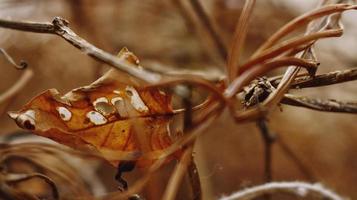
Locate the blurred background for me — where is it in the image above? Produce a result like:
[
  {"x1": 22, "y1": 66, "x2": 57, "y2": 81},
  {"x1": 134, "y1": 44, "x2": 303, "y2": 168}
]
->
[{"x1": 1, "y1": 0, "x2": 357, "y2": 199}]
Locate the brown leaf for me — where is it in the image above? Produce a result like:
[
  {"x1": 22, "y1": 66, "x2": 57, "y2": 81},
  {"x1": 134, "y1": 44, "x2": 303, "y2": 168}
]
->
[{"x1": 8, "y1": 48, "x2": 181, "y2": 167}]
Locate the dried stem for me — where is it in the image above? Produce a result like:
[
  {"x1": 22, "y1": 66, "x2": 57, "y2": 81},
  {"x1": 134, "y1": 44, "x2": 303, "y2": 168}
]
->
[
  {"x1": 256, "y1": 119, "x2": 274, "y2": 183},
  {"x1": 271, "y1": 67, "x2": 357, "y2": 89},
  {"x1": 0, "y1": 17, "x2": 161, "y2": 83},
  {"x1": 0, "y1": 69, "x2": 33, "y2": 114},
  {"x1": 4, "y1": 173, "x2": 59, "y2": 200},
  {"x1": 189, "y1": 0, "x2": 227, "y2": 60},
  {"x1": 225, "y1": 57, "x2": 318, "y2": 98},
  {"x1": 252, "y1": 4, "x2": 357, "y2": 56},
  {"x1": 275, "y1": 139, "x2": 316, "y2": 181},
  {"x1": 282, "y1": 94, "x2": 357, "y2": 113},
  {"x1": 187, "y1": 158, "x2": 202, "y2": 200},
  {"x1": 0, "y1": 69, "x2": 33, "y2": 104},
  {"x1": 162, "y1": 146, "x2": 194, "y2": 200},
  {"x1": 0, "y1": 48, "x2": 27, "y2": 69},
  {"x1": 219, "y1": 181, "x2": 345, "y2": 200},
  {"x1": 227, "y1": 0, "x2": 256, "y2": 82},
  {"x1": 238, "y1": 28, "x2": 342, "y2": 75}
]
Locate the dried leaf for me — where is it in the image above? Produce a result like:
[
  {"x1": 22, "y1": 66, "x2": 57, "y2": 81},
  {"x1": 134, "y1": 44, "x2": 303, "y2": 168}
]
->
[{"x1": 8, "y1": 48, "x2": 181, "y2": 167}]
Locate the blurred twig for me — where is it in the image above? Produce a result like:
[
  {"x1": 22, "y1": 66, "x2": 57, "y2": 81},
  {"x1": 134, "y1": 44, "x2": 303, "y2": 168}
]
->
[
  {"x1": 282, "y1": 94, "x2": 357, "y2": 113},
  {"x1": 275, "y1": 139, "x2": 316, "y2": 181},
  {"x1": 0, "y1": 70, "x2": 33, "y2": 106},
  {"x1": 188, "y1": 0, "x2": 227, "y2": 60},
  {"x1": 0, "y1": 50, "x2": 33, "y2": 114},
  {"x1": 0, "y1": 48, "x2": 27, "y2": 69},
  {"x1": 4, "y1": 173, "x2": 59, "y2": 200},
  {"x1": 163, "y1": 86, "x2": 202, "y2": 200},
  {"x1": 256, "y1": 119, "x2": 274, "y2": 183},
  {"x1": 219, "y1": 181, "x2": 344, "y2": 200}
]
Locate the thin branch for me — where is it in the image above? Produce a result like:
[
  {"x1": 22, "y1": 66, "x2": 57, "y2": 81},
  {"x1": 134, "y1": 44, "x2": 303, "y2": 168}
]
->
[
  {"x1": 225, "y1": 57, "x2": 318, "y2": 98},
  {"x1": 275, "y1": 139, "x2": 316, "y2": 181},
  {"x1": 232, "y1": 1, "x2": 338, "y2": 122},
  {"x1": 252, "y1": 4, "x2": 357, "y2": 57},
  {"x1": 237, "y1": 28, "x2": 342, "y2": 75},
  {"x1": 189, "y1": 0, "x2": 227, "y2": 60},
  {"x1": 0, "y1": 17, "x2": 161, "y2": 83},
  {"x1": 0, "y1": 48, "x2": 27, "y2": 69},
  {"x1": 219, "y1": 181, "x2": 345, "y2": 200},
  {"x1": 5, "y1": 173, "x2": 59, "y2": 200},
  {"x1": 256, "y1": 119, "x2": 274, "y2": 183},
  {"x1": 259, "y1": 1, "x2": 343, "y2": 117},
  {"x1": 162, "y1": 146, "x2": 194, "y2": 200},
  {"x1": 0, "y1": 69, "x2": 33, "y2": 115},
  {"x1": 282, "y1": 94, "x2": 357, "y2": 113},
  {"x1": 227, "y1": 0, "x2": 256, "y2": 82},
  {"x1": 187, "y1": 158, "x2": 202, "y2": 200},
  {"x1": 0, "y1": 69, "x2": 33, "y2": 104},
  {"x1": 271, "y1": 67, "x2": 357, "y2": 89}
]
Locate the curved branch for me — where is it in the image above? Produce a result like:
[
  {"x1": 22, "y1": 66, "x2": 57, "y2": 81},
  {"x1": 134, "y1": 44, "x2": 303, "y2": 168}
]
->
[
  {"x1": 0, "y1": 69, "x2": 33, "y2": 105},
  {"x1": 252, "y1": 4, "x2": 357, "y2": 57},
  {"x1": 5, "y1": 173, "x2": 59, "y2": 200},
  {"x1": 0, "y1": 48, "x2": 27, "y2": 69},
  {"x1": 227, "y1": 0, "x2": 256, "y2": 82},
  {"x1": 219, "y1": 182, "x2": 345, "y2": 200},
  {"x1": 225, "y1": 57, "x2": 318, "y2": 98},
  {"x1": 238, "y1": 28, "x2": 342, "y2": 75}
]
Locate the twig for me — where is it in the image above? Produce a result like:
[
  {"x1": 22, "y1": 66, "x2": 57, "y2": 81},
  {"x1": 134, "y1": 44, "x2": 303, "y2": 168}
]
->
[
  {"x1": 275, "y1": 139, "x2": 316, "y2": 181},
  {"x1": 252, "y1": 4, "x2": 357, "y2": 56},
  {"x1": 256, "y1": 119, "x2": 274, "y2": 183},
  {"x1": 187, "y1": 158, "x2": 202, "y2": 200},
  {"x1": 0, "y1": 69, "x2": 33, "y2": 104},
  {"x1": 237, "y1": 28, "x2": 342, "y2": 75},
  {"x1": 256, "y1": 0, "x2": 338, "y2": 118},
  {"x1": 4, "y1": 173, "x2": 59, "y2": 200},
  {"x1": 162, "y1": 146, "x2": 194, "y2": 200},
  {"x1": 0, "y1": 17, "x2": 161, "y2": 83},
  {"x1": 227, "y1": 0, "x2": 256, "y2": 82},
  {"x1": 271, "y1": 67, "x2": 357, "y2": 89},
  {"x1": 219, "y1": 181, "x2": 345, "y2": 200},
  {"x1": 225, "y1": 57, "x2": 318, "y2": 98},
  {"x1": 0, "y1": 48, "x2": 27, "y2": 69},
  {"x1": 282, "y1": 94, "x2": 357, "y2": 113},
  {"x1": 0, "y1": 69, "x2": 33, "y2": 115},
  {"x1": 189, "y1": 0, "x2": 227, "y2": 60}
]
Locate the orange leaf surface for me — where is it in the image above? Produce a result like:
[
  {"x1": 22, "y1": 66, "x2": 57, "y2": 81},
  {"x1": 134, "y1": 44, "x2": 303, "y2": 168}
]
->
[{"x1": 8, "y1": 48, "x2": 181, "y2": 167}]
